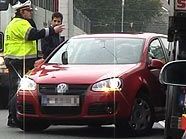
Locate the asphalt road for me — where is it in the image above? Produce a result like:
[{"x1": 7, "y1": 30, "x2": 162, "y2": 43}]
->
[{"x1": 0, "y1": 109, "x2": 165, "y2": 139}]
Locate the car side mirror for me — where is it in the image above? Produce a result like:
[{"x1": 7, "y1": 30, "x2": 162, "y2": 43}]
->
[
  {"x1": 159, "y1": 60, "x2": 186, "y2": 86},
  {"x1": 62, "y1": 51, "x2": 68, "y2": 65},
  {"x1": 0, "y1": 32, "x2": 4, "y2": 52},
  {"x1": 149, "y1": 59, "x2": 164, "y2": 69}
]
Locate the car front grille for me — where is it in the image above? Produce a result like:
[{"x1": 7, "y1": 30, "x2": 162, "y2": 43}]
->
[
  {"x1": 38, "y1": 84, "x2": 90, "y2": 116},
  {"x1": 39, "y1": 84, "x2": 89, "y2": 95},
  {"x1": 41, "y1": 106, "x2": 81, "y2": 116}
]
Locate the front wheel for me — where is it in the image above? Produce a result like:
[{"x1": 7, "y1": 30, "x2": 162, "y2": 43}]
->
[
  {"x1": 116, "y1": 93, "x2": 154, "y2": 136},
  {"x1": 0, "y1": 86, "x2": 9, "y2": 109}
]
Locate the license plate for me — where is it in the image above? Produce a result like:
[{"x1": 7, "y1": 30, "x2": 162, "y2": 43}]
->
[{"x1": 41, "y1": 95, "x2": 80, "y2": 106}]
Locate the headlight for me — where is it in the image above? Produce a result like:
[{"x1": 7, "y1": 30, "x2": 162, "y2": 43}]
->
[
  {"x1": 91, "y1": 78, "x2": 122, "y2": 92},
  {"x1": 18, "y1": 77, "x2": 36, "y2": 91}
]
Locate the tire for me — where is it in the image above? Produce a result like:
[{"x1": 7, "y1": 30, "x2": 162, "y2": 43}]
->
[
  {"x1": 0, "y1": 86, "x2": 9, "y2": 109},
  {"x1": 17, "y1": 120, "x2": 50, "y2": 132},
  {"x1": 116, "y1": 92, "x2": 154, "y2": 136},
  {"x1": 164, "y1": 86, "x2": 174, "y2": 139},
  {"x1": 164, "y1": 86, "x2": 184, "y2": 139}
]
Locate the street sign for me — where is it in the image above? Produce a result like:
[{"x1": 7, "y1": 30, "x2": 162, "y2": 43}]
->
[{"x1": 175, "y1": 0, "x2": 186, "y2": 10}]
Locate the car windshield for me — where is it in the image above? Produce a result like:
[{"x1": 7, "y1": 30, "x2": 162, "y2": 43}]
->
[{"x1": 48, "y1": 37, "x2": 144, "y2": 65}]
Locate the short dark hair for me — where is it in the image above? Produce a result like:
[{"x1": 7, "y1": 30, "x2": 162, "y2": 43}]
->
[{"x1": 52, "y1": 12, "x2": 63, "y2": 22}]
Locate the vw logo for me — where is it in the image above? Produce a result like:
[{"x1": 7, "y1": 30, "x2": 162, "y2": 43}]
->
[{"x1": 56, "y1": 83, "x2": 68, "y2": 94}]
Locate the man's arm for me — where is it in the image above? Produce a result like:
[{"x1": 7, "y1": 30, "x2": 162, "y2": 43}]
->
[
  {"x1": 26, "y1": 24, "x2": 64, "y2": 40},
  {"x1": 26, "y1": 26, "x2": 55, "y2": 40}
]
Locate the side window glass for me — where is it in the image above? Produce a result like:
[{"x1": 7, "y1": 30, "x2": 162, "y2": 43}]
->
[
  {"x1": 160, "y1": 37, "x2": 169, "y2": 50},
  {"x1": 160, "y1": 37, "x2": 174, "y2": 59},
  {"x1": 148, "y1": 39, "x2": 166, "y2": 63}
]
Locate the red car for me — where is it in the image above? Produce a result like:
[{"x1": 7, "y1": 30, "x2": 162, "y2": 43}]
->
[{"x1": 16, "y1": 33, "x2": 169, "y2": 135}]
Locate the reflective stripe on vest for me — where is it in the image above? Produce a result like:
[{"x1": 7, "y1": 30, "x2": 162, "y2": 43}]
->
[{"x1": 4, "y1": 18, "x2": 37, "y2": 59}]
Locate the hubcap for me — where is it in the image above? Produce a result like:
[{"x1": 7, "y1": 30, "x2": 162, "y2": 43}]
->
[{"x1": 129, "y1": 98, "x2": 151, "y2": 131}]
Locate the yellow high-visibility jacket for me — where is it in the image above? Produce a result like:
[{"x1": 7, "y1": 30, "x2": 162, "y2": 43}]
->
[{"x1": 4, "y1": 17, "x2": 37, "y2": 59}]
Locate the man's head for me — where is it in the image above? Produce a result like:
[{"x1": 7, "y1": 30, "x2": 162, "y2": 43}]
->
[
  {"x1": 13, "y1": 0, "x2": 33, "y2": 19},
  {"x1": 51, "y1": 12, "x2": 63, "y2": 27}
]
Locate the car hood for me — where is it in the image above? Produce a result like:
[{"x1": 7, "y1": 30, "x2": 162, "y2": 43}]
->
[{"x1": 30, "y1": 64, "x2": 138, "y2": 84}]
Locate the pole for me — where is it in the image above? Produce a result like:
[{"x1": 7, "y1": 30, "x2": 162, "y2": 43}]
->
[{"x1": 121, "y1": 0, "x2": 125, "y2": 32}]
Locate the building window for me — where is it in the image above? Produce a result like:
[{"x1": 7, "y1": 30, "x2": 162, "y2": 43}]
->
[
  {"x1": 46, "y1": 0, "x2": 50, "y2": 10},
  {"x1": 31, "y1": 0, "x2": 58, "y2": 12},
  {"x1": 32, "y1": 0, "x2": 38, "y2": 6},
  {"x1": 53, "y1": 0, "x2": 59, "y2": 12},
  {"x1": 38, "y1": 0, "x2": 44, "y2": 8}
]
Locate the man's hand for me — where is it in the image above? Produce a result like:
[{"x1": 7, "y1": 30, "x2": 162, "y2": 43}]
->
[
  {"x1": 54, "y1": 24, "x2": 65, "y2": 33},
  {"x1": 34, "y1": 58, "x2": 45, "y2": 68}
]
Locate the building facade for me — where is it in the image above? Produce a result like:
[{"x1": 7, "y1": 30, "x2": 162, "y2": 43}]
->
[{"x1": 0, "y1": 0, "x2": 90, "y2": 40}]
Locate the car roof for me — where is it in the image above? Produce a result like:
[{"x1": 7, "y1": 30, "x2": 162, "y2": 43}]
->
[{"x1": 71, "y1": 33, "x2": 167, "y2": 39}]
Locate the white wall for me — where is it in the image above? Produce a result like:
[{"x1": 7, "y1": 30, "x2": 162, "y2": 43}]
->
[
  {"x1": 59, "y1": 0, "x2": 86, "y2": 40},
  {"x1": 59, "y1": 0, "x2": 72, "y2": 40}
]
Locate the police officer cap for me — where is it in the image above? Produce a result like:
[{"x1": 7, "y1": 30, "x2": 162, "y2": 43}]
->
[{"x1": 12, "y1": 0, "x2": 32, "y2": 11}]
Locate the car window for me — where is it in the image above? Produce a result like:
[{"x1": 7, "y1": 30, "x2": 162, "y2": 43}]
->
[
  {"x1": 48, "y1": 37, "x2": 145, "y2": 65},
  {"x1": 148, "y1": 39, "x2": 166, "y2": 64},
  {"x1": 160, "y1": 37, "x2": 168, "y2": 50}
]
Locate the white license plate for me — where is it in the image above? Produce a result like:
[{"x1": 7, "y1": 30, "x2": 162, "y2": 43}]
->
[{"x1": 41, "y1": 95, "x2": 80, "y2": 106}]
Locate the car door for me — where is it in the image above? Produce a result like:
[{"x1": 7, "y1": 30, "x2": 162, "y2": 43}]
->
[
  {"x1": 159, "y1": 36, "x2": 170, "y2": 60},
  {"x1": 147, "y1": 38, "x2": 167, "y2": 108}
]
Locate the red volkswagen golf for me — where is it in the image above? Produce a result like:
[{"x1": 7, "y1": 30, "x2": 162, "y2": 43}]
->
[{"x1": 16, "y1": 33, "x2": 169, "y2": 135}]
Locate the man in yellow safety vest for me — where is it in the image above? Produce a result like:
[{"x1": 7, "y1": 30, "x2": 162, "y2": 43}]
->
[{"x1": 4, "y1": 0, "x2": 64, "y2": 127}]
